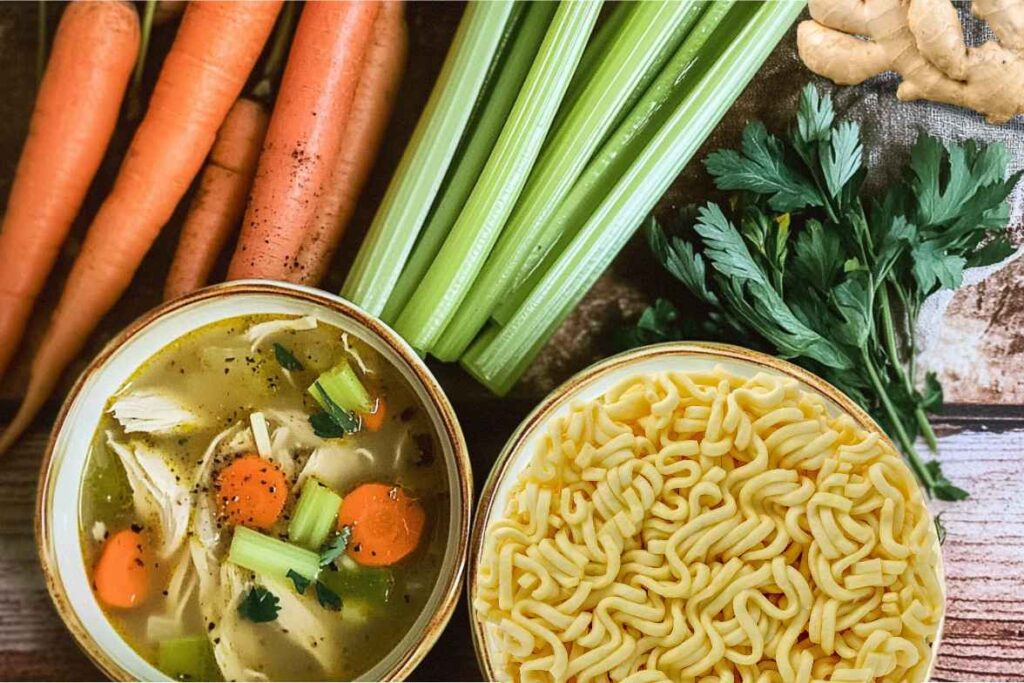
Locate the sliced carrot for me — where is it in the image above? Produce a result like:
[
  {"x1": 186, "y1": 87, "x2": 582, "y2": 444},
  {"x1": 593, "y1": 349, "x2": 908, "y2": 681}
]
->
[
  {"x1": 163, "y1": 97, "x2": 269, "y2": 301},
  {"x1": 226, "y1": 0, "x2": 379, "y2": 281},
  {"x1": 0, "y1": 1, "x2": 139, "y2": 382},
  {"x1": 93, "y1": 528, "x2": 151, "y2": 609},
  {"x1": 215, "y1": 453, "x2": 288, "y2": 530},
  {"x1": 291, "y1": 0, "x2": 408, "y2": 286},
  {"x1": 338, "y1": 482, "x2": 424, "y2": 567},
  {"x1": 360, "y1": 396, "x2": 387, "y2": 433}
]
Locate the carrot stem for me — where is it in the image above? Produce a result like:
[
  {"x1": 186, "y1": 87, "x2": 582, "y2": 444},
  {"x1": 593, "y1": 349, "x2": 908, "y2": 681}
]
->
[
  {"x1": 251, "y1": 0, "x2": 298, "y2": 102},
  {"x1": 128, "y1": 0, "x2": 157, "y2": 120}
]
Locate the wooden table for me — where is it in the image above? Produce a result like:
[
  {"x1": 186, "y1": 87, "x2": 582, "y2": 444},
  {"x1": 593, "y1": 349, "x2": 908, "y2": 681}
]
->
[{"x1": 1, "y1": 3, "x2": 1022, "y2": 681}]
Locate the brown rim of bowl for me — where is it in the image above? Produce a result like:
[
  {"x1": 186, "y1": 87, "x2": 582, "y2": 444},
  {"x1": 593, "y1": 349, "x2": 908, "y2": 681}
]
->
[
  {"x1": 467, "y1": 341, "x2": 945, "y2": 682},
  {"x1": 35, "y1": 280, "x2": 473, "y2": 682}
]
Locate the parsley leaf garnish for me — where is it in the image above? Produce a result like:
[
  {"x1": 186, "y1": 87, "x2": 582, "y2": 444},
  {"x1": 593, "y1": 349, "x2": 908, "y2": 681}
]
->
[
  {"x1": 238, "y1": 586, "x2": 280, "y2": 623},
  {"x1": 934, "y1": 513, "x2": 947, "y2": 545},
  {"x1": 308, "y1": 382, "x2": 359, "y2": 438},
  {"x1": 286, "y1": 569, "x2": 311, "y2": 594},
  {"x1": 622, "y1": 83, "x2": 1017, "y2": 502},
  {"x1": 319, "y1": 526, "x2": 352, "y2": 569},
  {"x1": 273, "y1": 343, "x2": 304, "y2": 371},
  {"x1": 315, "y1": 581, "x2": 342, "y2": 611}
]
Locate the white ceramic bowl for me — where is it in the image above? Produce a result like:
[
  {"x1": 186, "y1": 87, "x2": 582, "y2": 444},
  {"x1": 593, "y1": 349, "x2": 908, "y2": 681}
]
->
[
  {"x1": 36, "y1": 280, "x2": 472, "y2": 681},
  {"x1": 468, "y1": 342, "x2": 944, "y2": 681}
]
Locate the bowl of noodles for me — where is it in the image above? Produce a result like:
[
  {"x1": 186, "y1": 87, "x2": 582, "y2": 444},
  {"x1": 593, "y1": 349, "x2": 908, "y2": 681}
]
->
[{"x1": 469, "y1": 342, "x2": 945, "y2": 683}]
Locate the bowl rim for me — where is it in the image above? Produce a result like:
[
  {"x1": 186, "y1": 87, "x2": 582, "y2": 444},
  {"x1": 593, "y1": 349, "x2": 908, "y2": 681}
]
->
[
  {"x1": 467, "y1": 340, "x2": 945, "y2": 681},
  {"x1": 35, "y1": 279, "x2": 473, "y2": 682}
]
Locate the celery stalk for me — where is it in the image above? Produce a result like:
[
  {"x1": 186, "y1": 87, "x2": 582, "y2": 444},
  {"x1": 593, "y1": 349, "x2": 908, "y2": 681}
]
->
[
  {"x1": 308, "y1": 358, "x2": 371, "y2": 413},
  {"x1": 463, "y1": 1, "x2": 806, "y2": 395},
  {"x1": 492, "y1": 0, "x2": 736, "y2": 325},
  {"x1": 158, "y1": 636, "x2": 220, "y2": 682},
  {"x1": 228, "y1": 526, "x2": 321, "y2": 581},
  {"x1": 381, "y1": 2, "x2": 557, "y2": 324},
  {"x1": 340, "y1": 1, "x2": 515, "y2": 316},
  {"x1": 288, "y1": 478, "x2": 342, "y2": 549},
  {"x1": 559, "y1": 1, "x2": 635, "y2": 109},
  {"x1": 393, "y1": 2, "x2": 602, "y2": 353},
  {"x1": 432, "y1": 0, "x2": 705, "y2": 360}
]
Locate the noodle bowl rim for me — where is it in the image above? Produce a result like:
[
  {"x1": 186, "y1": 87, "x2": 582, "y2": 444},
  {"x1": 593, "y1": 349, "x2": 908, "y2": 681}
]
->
[{"x1": 467, "y1": 341, "x2": 945, "y2": 682}]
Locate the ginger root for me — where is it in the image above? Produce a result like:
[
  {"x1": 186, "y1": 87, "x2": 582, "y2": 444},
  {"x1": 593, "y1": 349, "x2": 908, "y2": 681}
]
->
[{"x1": 797, "y1": 0, "x2": 1024, "y2": 123}]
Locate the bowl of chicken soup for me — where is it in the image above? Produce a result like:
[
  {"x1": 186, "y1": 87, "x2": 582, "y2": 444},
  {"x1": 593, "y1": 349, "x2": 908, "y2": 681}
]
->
[{"x1": 36, "y1": 280, "x2": 472, "y2": 681}]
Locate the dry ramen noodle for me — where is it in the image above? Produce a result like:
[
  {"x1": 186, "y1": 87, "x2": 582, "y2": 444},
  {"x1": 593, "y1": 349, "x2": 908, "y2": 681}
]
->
[{"x1": 474, "y1": 369, "x2": 943, "y2": 683}]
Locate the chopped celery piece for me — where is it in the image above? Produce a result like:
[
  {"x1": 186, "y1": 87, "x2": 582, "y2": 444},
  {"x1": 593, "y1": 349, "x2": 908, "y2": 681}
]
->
[
  {"x1": 393, "y1": 1, "x2": 603, "y2": 353},
  {"x1": 432, "y1": 0, "x2": 705, "y2": 360},
  {"x1": 228, "y1": 526, "x2": 320, "y2": 582},
  {"x1": 492, "y1": 0, "x2": 737, "y2": 326},
  {"x1": 341, "y1": 1, "x2": 516, "y2": 316},
  {"x1": 318, "y1": 563, "x2": 395, "y2": 604},
  {"x1": 158, "y1": 636, "x2": 220, "y2": 682},
  {"x1": 381, "y1": 1, "x2": 557, "y2": 324},
  {"x1": 288, "y1": 478, "x2": 342, "y2": 549},
  {"x1": 463, "y1": 1, "x2": 806, "y2": 395},
  {"x1": 308, "y1": 359, "x2": 371, "y2": 414}
]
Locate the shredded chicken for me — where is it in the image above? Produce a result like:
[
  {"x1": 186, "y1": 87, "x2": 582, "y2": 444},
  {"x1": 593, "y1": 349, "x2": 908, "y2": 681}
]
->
[
  {"x1": 146, "y1": 547, "x2": 198, "y2": 642},
  {"x1": 341, "y1": 331, "x2": 372, "y2": 375},
  {"x1": 106, "y1": 432, "x2": 190, "y2": 559},
  {"x1": 109, "y1": 390, "x2": 202, "y2": 435},
  {"x1": 245, "y1": 315, "x2": 318, "y2": 354}
]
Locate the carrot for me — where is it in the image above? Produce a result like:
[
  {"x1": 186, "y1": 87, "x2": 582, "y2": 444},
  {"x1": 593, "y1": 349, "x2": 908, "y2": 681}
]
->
[
  {"x1": 163, "y1": 98, "x2": 269, "y2": 301},
  {"x1": 215, "y1": 453, "x2": 288, "y2": 530},
  {"x1": 226, "y1": 1, "x2": 380, "y2": 282},
  {"x1": 0, "y1": 1, "x2": 139, "y2": 382},
  {"x1": 0, "y1": 1, "x2": 281, "y2": 457},
  {"x1": 360, "y1": 396, "x2": 387, "y2": 433},
  {"x1": 290, "y1": 1, "x2": 408, "y2": 286},
  {"x1": 93, "y1": 528, "x2": 151, "y2": 609},
  {"x1": 338, "y1": 482, "x2": 424, "y2": 566}
]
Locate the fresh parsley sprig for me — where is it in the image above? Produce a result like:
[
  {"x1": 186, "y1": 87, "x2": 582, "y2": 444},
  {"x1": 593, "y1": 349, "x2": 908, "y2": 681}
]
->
[{"x1": 626, "y1": 84, "x2": 1019, "y2": 502}]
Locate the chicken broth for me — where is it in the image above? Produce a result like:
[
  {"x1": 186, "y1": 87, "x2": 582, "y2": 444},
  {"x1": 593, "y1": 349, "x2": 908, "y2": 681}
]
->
[{"x1": 79, "y1": 314, "x2": 448, "y2": 681}]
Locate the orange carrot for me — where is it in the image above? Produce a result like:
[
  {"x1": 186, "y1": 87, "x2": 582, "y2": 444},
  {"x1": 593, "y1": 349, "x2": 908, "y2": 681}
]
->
[
  {"x1": 290, "y1": 1, "x2": 407, "y2": 286},
  {"x1": 0, "y1": 1, "x2": 281, "y2": 457},
  {"x1": 338, "y1": 482, "x2": 424, "y2": 566},
  {"x1": 93, "y1": 528, "x2": 151, "y2": 609},
  {"x1": 360, "y1": 396, "x2": 387, "y2": 433},
  {"x1": 226, "y1": 1, "x2": 380, "y2": 282},
  {"x1": 163, "y1": 98, "x2": 269, "y2": 301},
  {"x1": 0, "y1": 1, "x2": 139, "y2": 382},
  {"x1": 215, "y1": 453, "x2": 288, "y2": 530}
]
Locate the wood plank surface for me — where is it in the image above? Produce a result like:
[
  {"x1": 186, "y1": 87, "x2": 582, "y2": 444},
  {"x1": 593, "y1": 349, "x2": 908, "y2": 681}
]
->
[{"x1": 0, "y1": 2, "x2": 1022, "y2": 682}]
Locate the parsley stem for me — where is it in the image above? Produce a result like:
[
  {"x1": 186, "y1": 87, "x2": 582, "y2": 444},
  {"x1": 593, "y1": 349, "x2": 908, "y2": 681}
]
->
[
  {"x1": 878, "y1": 285, "x2": 939, "y2": 451},
  {"x1": 860, "y1": 348, "x2": 935, "y2": 493}
]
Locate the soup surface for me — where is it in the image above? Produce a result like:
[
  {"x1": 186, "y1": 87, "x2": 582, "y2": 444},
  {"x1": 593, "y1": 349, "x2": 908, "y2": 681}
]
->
[{"x1": 80, "y1": 314, "x2": 448, "y2": 681}]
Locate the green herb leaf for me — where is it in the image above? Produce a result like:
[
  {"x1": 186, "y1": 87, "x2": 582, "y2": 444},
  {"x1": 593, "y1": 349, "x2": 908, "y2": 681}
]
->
[
  {"x1": 934, "y1": 513, "x2": 947, "y2": 545},
  {"x1": 921, "y1": 372, "x2": 944, "y2": 413},
  {"x1": 704, "y1": 121, "x2": 823, "y2": 212},
  {"x1": 832, "y1": 272, "x2": 873, "y2": 347},
  {"x1": 309, "y1": 412, "x2": 346, "y2": 439},
  {"x1": 238, "y1": 586, "x2": 280, "y2": 623},
  {"x1": 790, "y1": 219, "x2": 842, "y2": 292},
  {"x1": 314, "y1": 580, "x2": 342, "y2": 611},
  {"x1": 614, "y1": 299, "x2": 683, "y2": 351},
  {"x1": 795, "y1": 82, "x2": 834, "y2": 148},
  {"x1": 820, "y1": 120, "x2": 862, "y2": 198},
  {"x1": 319, "y1": 525, "x2": 352, "y2": 569},
  {"x1": 646, "y1": 217, "x2": 719, "y2": 306},
  {"x1": 911, "y1": 240, "x2": 967, "y2": 293},
  {"x1": 925, "y1": 461, "x2": 969, "y2": 501},
  {"x1": 286, "y1": 569, "x2": 311, "y2": 594},
  {"x1": 273, "y1": 343, "x2": 304, "y2": 371},
  {"x1": 309, "y1": 382, "x2": 360, "y2": 437}
]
